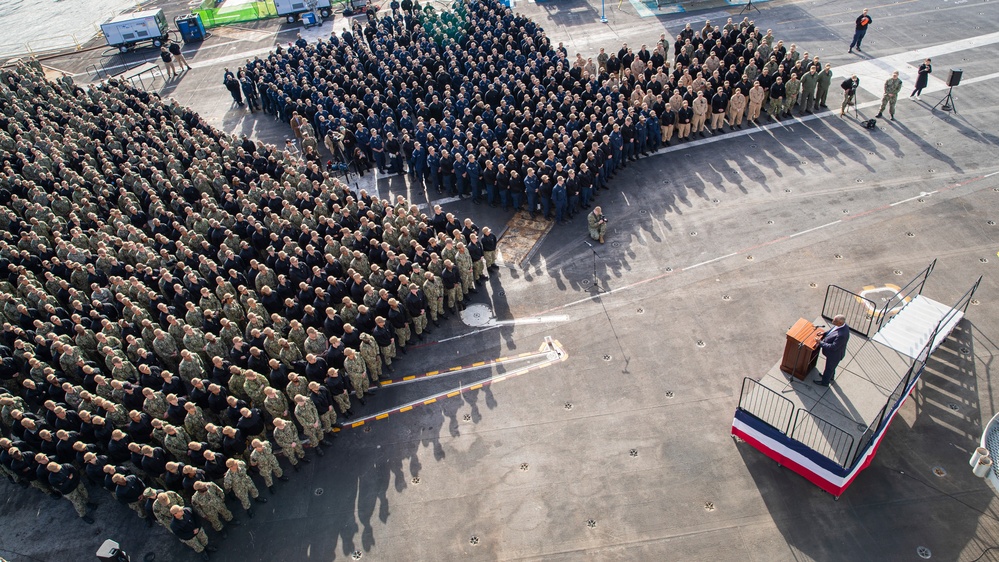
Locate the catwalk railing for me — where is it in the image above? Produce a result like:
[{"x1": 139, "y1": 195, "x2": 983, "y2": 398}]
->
[
  {"x1": 738, "y1": 378, "x2": 796, "y2": 435},
  {"x1": 875, "y1": 260, "x2": 937, "y2": 332},
  {"x1": 790, "y1": 409, "x2": 855, "y2": 467},
  {"x1": 822, "y1": 285, "x2": 877, "y2": 338}
]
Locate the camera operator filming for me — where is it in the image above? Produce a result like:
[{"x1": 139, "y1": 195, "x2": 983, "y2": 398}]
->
[{"x1": 588, "y1": 206, "x2": 608, "y2": 244}]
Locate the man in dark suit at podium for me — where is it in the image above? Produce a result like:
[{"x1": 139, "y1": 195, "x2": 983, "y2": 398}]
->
[{"x1": 814, "y1": 315, "x2": 850, "y2": 386}]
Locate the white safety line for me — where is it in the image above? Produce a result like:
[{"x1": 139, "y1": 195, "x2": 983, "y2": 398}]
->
[
  {"x1": 789, "y1": 220, "x2": 841, "y2": 238},
  {"x1": 684, "y1": 252, "x2": 738, "y2": 271}
]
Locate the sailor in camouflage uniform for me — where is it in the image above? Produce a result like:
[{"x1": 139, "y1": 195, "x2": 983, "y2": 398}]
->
[
  {"x1": 223, "y1": 458, "x2": 266, "y2": 517},
  {"x1": 293, "y1": 394, "x2": 324, "y2": 455},
  {"x1": 272, "y1": 418, "x2": 308, "y2": 468},
  {"x1": 249, "y1": 438, "x2": 288, "y2": 492},
  {"x1": 343, "y1": 347, "x2": 371, "y2": 404},
  {"x1": 192, "y1": 480, "x2": 238, "y2": 531}
]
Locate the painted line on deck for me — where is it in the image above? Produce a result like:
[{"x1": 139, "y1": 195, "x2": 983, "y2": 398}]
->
[
  {"x1": 375, "y1": 349, "x2": 545, "y2": 388},
  {"x1": 333, "y1": 338, "x2": 566, "y2": 431},
  {"x1": 789, "y1": 220, "x2": 841, "y2": 238},
  {"x1": 684, "y1": 252, "x2": 737, "y2": 271}
]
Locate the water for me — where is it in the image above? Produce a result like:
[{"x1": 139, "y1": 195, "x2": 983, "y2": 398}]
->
[{"x1": 0, "y1": 0, "x2": 139, "y2": 56}]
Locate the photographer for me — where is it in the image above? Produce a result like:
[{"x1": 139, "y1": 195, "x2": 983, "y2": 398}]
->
[
  {"x1": 840, "y1": 74, "x2": 860, "y2": 117},
  {"x1": 588, "y1": 206, "x2": 608, "y2": 244}
]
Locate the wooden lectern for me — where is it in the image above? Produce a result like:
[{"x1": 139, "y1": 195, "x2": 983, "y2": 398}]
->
[{"x1": 781, "y1": 318, "x2": 822, "y2": 380}]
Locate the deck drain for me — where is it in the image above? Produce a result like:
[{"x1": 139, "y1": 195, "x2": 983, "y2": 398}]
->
[
  {"x1": 565, "y1": 402, "x2": 573, "y2": 410},
  {"x1": 364, "y1": 426, "x2": 371, "y2": 432},
  {"x1": 722, "y1": 295, "x2": 731, "y2": 301},
  {"x1": 629, "y1": 449, "x2": 639, "y2": 457},
  {"x1": 520, "y1": 463, "x2": 529, "y2": 471},
  {"x1": 314, "y1": 488, "x2": 324, "y2": 496},
  {"x1": 767, "y1": 220, "x2": 774, "y2": 225},
  {"x1": 928, "y1": 169, "x2": 935, "y2": 173},
  {"x1": 696, "y1": 340, "x2": 706, "y2": 348},
  {"x1": 917, "y1": 198, "x2": 925, "y2": 203},
  {"x1": 906, "y1": 232, "x2": 915, "y2": 237},
  {"x1": 704, "y1": 502, "x2": 716, "y2": 511},
  {"x1": 917, "y1": 546, "x2": 932, "y2": 559},
  {"x1": 603, "y1": 354, "x2": 612, "y2": 361},
  {"x1": 463, "y1": 414, "x2": 471, "y2": 421},
  {"x1": 948, "y1": 403, "x2": 960, "y2": 411},
  {"x1": 586, "y1": 519, "x2": 597, "y2": 528},
  {"x1": 611, "y1": 242, "x2": 622, "y2": 248},
  {"x1": 469, "y1": 536, "x2": 479, "y2": 545},
  {"x1": 970, "y1": 300, "x2": 980, "y2": 306},
  {"x1": 498, "y1": 290, "x2": 506, "y2": 295},
  {"x1": 581, "y1": 279, "x2": 591, "y2": 286},
  {"x1": 411, "y1": 476, "x2": 421, "y2": 484},
  {"x1": 665, "y1": 267, "x2": 673, "y2": 272},
  {"x1": 988, "y1": 221, "x2": 996, "y2": 226},
  {"x1": 637, "y1": 308, "x2": 644, "y2": 314},
  {"x1": 747, "y1": 255, "x2": 754, "y2": 260},
  {"x1": 893, "y1": 269, "x2": 903, "y2": 275},
  {"x1": 856, "y1": 179, "x2": 864, "y2": 183},
  {"x1": 809, "y1": 282, "x2": 817, "y2": 288},
  {"x1": 639, "y1": 209, "x2": 648, "y2": 215},
  {"x1": 961, "y1": 347, "x2": 971, "y2": 353},
  {"x1": 936, "y1": 142, "x2": 943, "y2": 146},
  {"x1": 843, "y1": 209, "x2": 850, "y2": 214},
  {"x1": 665, "y1": 391, "x2": 674, "y2": 398},
  {"x1": 981, "y1": 258, "x2": 989, "y2": 263},
  {"x1": 932, "y1": 466, "x2": 947, "y2": 477},
  {"x1": 857, "y1": 423, "x2": 867, "y2": 431},
  {"x1": 352, "y1": 550, "x2": 363, "y2": 560},
  {"x1": 712, "y1": 199, "x2": 720, "y2": 204},
  {"x1": 784, "y1": 189, "x2": 792, "y2": 193},
  {"x1": 800, "y1": 161, "x2": 807, "y2": 165},
  {"x1": 834, "y1": 254, "x2": 843, "y2": 259},
  {"x1": 690, "y1": 231, "x2": 697, "y2": 236},
  {"x1": 663, "y1": 180, "x2": 671, "y2": 184}
]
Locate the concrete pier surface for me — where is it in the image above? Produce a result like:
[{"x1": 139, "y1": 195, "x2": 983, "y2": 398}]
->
[{"x1": 4, "y1": 0, "x2": 999, "y2": 560}]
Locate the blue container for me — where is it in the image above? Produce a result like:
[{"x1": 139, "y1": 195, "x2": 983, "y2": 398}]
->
[
  {"x1": 176, "y1": 14, "x2": 206, "y2": 43},
  {"x1": 302, "y1": 11, "x2": 317, "y2": 26}
]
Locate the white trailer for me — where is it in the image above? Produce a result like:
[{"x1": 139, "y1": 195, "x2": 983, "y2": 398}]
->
[
  {"x1": 273, "y1": 0, "x2": 332, "y2": 23},
  {"x1": 100, "y1": 9, "x2": 170, "y2": 54}
]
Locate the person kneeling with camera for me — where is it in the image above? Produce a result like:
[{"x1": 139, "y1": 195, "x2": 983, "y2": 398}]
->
[{"x1": 588, "y1": 206, "x2": 608, "y2": 244}]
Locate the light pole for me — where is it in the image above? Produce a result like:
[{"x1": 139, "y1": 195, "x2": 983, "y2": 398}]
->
[{"x1": 600, "y1": 0, "x2": 607, "y2": 23}]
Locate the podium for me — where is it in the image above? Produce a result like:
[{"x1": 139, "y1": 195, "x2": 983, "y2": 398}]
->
[{"x1": 781, "y1": 318, "x2": 822, "y2": 380}]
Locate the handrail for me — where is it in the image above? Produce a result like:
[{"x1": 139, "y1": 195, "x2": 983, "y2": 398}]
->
[
  {"x1": 790, "y1": 408, "x2": 856, "y2": 468},
  {"x1": 737, "y1": 377, "x2": 796, "y2": 435},
  {"x1": 919, "y1": 275, "x2": 981, "y2": 362},
  {"x1": 875, "y1": 259, "x2": 937, "y2": 331},
  {"x1": 822, "y1": 285, "x2": 877, "y2": 337}
]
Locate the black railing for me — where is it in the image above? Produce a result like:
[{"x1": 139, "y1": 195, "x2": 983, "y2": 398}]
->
[
  {"x1": 875, "y1": 260, "x2": 937, "y2": 332},
  {"x1": 845, "y1": 275, "x2": 981, "y2": 467},
  {"x1": 822, "y1": 285, "x2": 877, "y2": 337},
  {"x1": 848, "y1": 361, "x2": 916, "y2": 466},
  {"x1": 738, "y1": 377, "x2": 796, "y2": 435},
  {"x1": 790, "y1": 409, "x2": 856, "y2": 468}
]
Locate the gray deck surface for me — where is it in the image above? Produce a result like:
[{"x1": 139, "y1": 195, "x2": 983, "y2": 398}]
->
[{"x1": 3, "y1": 0, "x2": 999, "y2": 561}]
